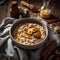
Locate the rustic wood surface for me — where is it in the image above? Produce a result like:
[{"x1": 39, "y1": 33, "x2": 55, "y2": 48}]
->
[
  {"x1": 0, "y1": 1, "x2": 8, "y2": 24},
  {"x1": 0, "y1": 0, "x2": 60, "y2": 24},
  {"x1": 0, "y1": 0, "x2": 60, "y2": 60}
]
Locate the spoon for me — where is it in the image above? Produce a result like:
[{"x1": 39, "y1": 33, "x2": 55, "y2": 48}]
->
[{"x1": 41, "y1": 0, "x2": 51, "y2": 10}]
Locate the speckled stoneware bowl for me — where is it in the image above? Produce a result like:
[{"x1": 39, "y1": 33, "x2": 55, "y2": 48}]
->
[{"x1": 9, "y1": 18, "x2": 48, "y2": 50}]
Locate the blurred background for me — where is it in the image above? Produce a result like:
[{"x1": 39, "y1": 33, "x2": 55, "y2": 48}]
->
[{"x1": 0, "y1": 0, "x2": 60, "y2": 24}]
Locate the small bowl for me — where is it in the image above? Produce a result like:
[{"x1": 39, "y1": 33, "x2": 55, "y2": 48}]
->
[{"x1": 9, "y1": 18, "x2": 48, "y2": 50}]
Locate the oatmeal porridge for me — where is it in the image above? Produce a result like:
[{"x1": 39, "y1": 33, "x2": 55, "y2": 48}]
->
[{"x1": 13, "y1": 23, "x2": 46, "y2": 45}]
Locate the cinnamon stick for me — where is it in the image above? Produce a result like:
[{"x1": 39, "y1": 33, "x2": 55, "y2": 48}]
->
[
  {"x1": 41, "y1": 40, "x2": 56, "y2": 60},
  {"x1": 20, "y1": 1, "x2": 39, "y2": 13},
  {"x1": 47, "y1": 19, "x2": 60, "y2": 24}
]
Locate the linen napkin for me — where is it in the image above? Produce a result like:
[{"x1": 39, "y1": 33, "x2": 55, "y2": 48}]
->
[{"x1": 0, "y1": 17, "x2": 60, "y2": 60}]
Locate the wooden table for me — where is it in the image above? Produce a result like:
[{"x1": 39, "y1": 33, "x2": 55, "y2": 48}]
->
[
  {"x1": 0, "y1": 0, "x2": 60, "y2": 60},
  {"x1": 0, "y1": 0, "x2": 60, "y2": 24}
]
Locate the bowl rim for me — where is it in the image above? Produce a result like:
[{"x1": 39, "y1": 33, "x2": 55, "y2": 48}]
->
[{"x1": 9, "y1": 18, "x2": 48, "y2": 47}]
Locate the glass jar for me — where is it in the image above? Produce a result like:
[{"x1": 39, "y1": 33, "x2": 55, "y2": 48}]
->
[{"x1": 40, "y1": 0, "x2": 51, "y2": 18}]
